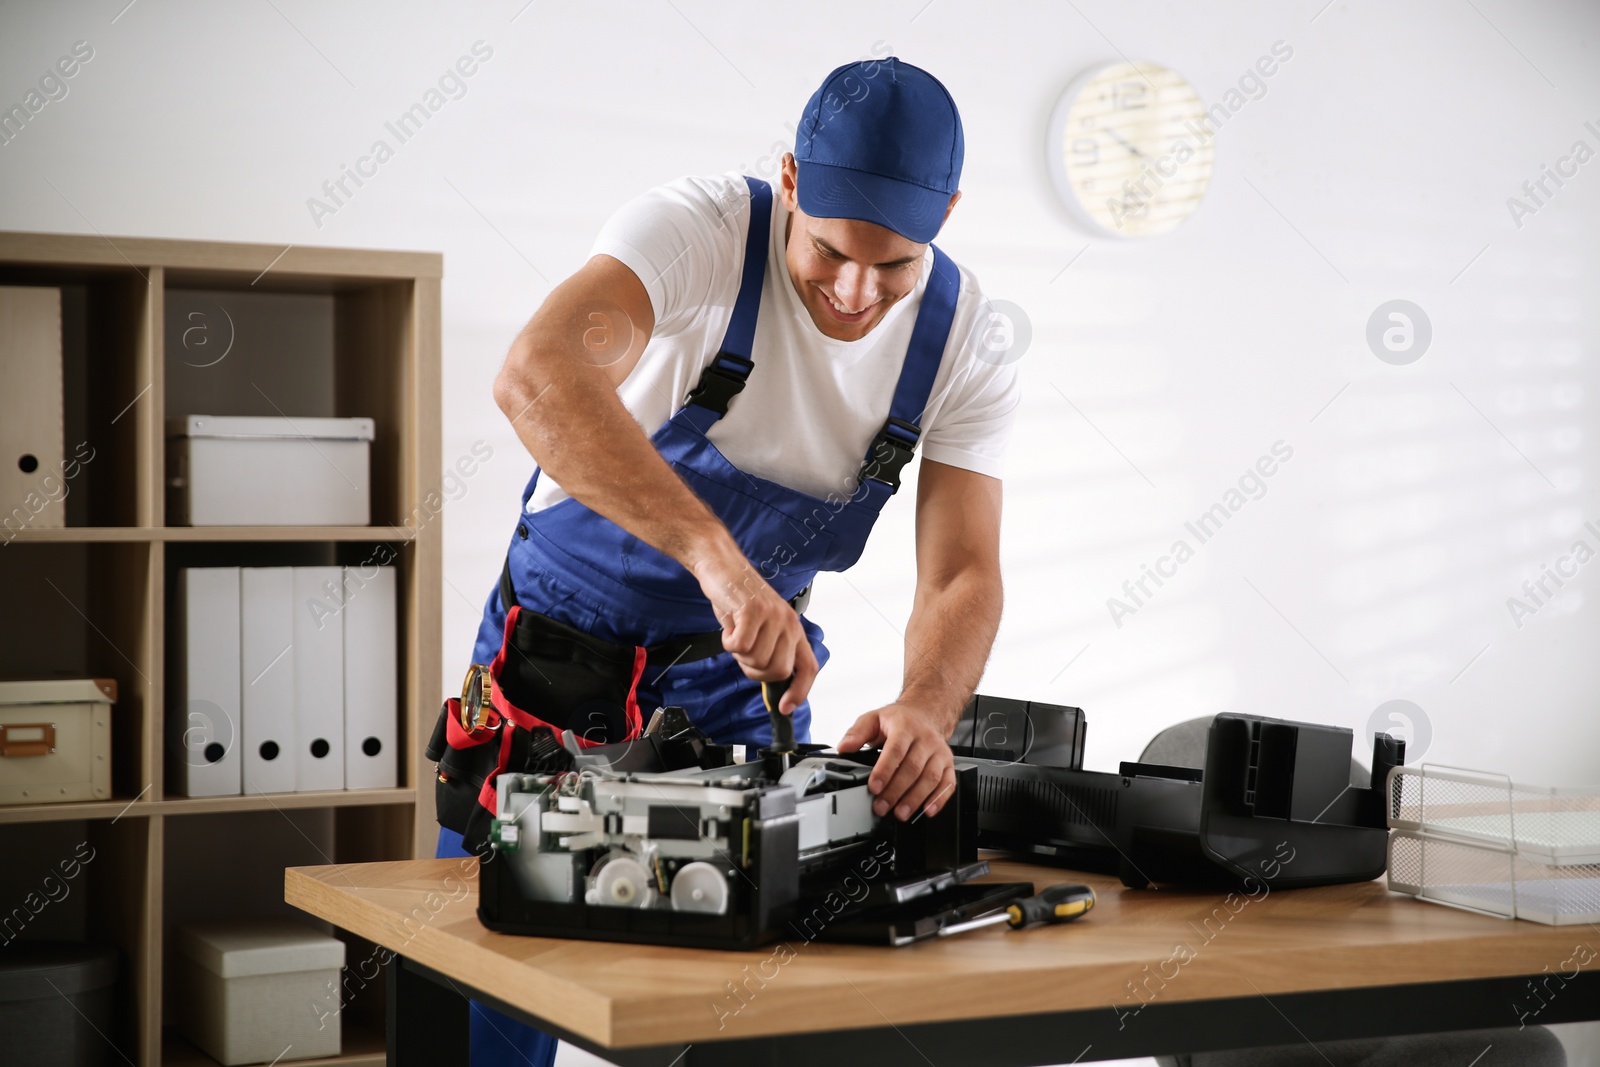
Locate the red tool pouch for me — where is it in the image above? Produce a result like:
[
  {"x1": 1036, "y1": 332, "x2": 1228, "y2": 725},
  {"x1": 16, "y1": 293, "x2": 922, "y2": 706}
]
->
[{"x1": 425, "y1": 604, "x2": 645, "y2": 854}]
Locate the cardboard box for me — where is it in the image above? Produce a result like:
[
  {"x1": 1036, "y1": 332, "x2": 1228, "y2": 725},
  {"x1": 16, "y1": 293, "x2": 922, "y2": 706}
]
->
[
  {"x1": 174, "y1": 919, "x2": 344, "y2": 1065},
  {"x1": 166, "y1": 415, "x2": 374, "y2": 526},
  {"x1": 0, "y1": 679, "x2": 114, "y2": 806}
]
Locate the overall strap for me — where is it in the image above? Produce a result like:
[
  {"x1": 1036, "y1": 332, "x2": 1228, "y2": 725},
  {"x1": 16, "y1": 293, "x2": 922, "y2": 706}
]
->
[
  {"x1": 680, "y1": 176, "x2": 773, "y2": 433},
  {"x1": 860, "y1": 245, "x2": 961, "y2": 494}
]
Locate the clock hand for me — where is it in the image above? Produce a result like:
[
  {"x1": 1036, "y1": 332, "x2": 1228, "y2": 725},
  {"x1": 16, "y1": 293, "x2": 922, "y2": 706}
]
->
[{"x1": 1105, "y1": 128, "x2": 1145, "y2": 158}]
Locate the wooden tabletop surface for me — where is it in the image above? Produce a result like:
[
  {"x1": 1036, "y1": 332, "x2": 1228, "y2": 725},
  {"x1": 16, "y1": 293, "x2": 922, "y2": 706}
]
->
[{"x1": 285, "y1": 855, "x2": 1583, "y2": 1049}]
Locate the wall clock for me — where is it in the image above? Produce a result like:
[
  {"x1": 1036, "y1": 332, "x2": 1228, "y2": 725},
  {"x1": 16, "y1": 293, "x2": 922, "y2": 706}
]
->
[{"x1": 1047, "y1": 61, "x2": 1214, "y2": 238}]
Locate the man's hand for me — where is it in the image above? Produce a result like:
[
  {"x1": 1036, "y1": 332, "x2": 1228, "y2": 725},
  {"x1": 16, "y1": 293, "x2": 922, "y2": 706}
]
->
[
  {"x1": 693, "y1": 545, "x2": 818, "y2": 713},
  {"x1": 833, "y1": 461, "x2": 1003, "y2": 823},
  {"x1": 837, "y1": 703, "x2": 956, "y2": 820}
]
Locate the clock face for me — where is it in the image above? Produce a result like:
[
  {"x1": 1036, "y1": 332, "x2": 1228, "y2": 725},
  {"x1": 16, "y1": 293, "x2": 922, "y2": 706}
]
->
[{"x1": 1047, "y1": 61, "x2": 1215, "y2": 237}]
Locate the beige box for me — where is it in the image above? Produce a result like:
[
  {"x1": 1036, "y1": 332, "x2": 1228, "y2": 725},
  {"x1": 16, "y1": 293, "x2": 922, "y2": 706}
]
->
[
  {"x1": 175, "y1": 919, "x2": 345, "y2": 1066},
  {"x1": 0, "y1": 285, "x2": 65, "y2": 534},
  {"x1": 0, "y1": 678, "x2": 114, "y2": 806}
]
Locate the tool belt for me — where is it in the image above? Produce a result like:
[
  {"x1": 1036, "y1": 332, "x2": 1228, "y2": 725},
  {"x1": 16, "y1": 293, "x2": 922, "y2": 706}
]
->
[{"x1": 426, "y1": 558, "x2": 810, "y2": 854}]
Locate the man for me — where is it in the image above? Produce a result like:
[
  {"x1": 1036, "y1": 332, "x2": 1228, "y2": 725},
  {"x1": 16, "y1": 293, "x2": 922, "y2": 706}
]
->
[{"x1": 435, "y1": 56, "x2": 1018, "y2": 1066}]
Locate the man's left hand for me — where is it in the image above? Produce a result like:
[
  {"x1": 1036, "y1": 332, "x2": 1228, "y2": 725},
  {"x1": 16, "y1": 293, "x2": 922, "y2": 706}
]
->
[{"x1": 836, "y1": 703, "x2": 955, "y2": 821}]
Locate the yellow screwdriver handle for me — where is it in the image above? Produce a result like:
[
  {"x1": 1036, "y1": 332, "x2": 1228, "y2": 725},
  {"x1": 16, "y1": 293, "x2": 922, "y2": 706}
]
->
[
  {"x1": 1006, "y1": 884, "x2": 1096, "y2": 928},
  {"x1": 761, "y1": 675, "x2": 796, "y2": 753}
]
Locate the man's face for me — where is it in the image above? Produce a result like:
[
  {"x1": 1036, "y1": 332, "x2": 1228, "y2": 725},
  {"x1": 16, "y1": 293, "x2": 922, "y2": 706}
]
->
[{"x1": 777, "y1": 154, "x2": 958, "y2": 342}]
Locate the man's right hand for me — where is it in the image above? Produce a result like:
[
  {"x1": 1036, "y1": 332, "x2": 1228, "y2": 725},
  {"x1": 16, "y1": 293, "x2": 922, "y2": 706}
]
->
[{"x1": 693, "y1": 545, "x2": 817, "y2": 715}]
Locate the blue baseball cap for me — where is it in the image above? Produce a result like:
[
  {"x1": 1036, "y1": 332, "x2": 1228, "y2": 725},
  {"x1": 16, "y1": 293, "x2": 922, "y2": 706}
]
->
[{"x1": 793, "y1": 57, "x2": 964, "y2": 244}]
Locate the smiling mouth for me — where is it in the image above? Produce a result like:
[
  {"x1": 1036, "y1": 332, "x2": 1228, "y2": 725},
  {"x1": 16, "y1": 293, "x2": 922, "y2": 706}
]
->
[{"x1": 815, "y1": 285, "x2": 877, "y2": 324}]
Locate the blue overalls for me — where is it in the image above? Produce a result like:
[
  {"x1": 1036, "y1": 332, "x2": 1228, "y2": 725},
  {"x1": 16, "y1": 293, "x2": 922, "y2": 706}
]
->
[{"x1": 437, "y1": 176, "x2": 962, "y2": 1067}]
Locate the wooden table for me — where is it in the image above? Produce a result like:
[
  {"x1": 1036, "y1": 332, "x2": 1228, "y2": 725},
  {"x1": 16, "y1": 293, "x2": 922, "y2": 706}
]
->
[{"x1": 286, "y1": 855, "x2": 1600, "y2": 1066}]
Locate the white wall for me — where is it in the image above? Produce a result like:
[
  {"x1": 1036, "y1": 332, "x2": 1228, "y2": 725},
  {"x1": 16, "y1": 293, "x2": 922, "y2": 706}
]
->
[
  {"x1": 5, "y1": 0, "x2": 1597, "y2": 777},
  {"x1": 6, "y1": 0, "x2": 1597, "y2": 1062}
]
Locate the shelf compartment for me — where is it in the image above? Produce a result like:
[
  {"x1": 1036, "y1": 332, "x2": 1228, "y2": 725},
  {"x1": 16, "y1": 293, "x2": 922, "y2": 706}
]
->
[
  {"x1": 0, "y1": 262, "x2": 157, "y2": 529},
  {"x1": 162, "y1": 281, "x2": 419, "y2": 531},
  {"x1": 160, "y1": 539, "x2": 416, "y2": 802},
  {"x1": 0, "y1": 816, "x2": 158, "y2": 1064},
  {"x1": 161, "y1": 808, "x2": 411, "y2": 1064},
  {"x1": 0, "y1": 540, "x2": 156, "y2": 801}
]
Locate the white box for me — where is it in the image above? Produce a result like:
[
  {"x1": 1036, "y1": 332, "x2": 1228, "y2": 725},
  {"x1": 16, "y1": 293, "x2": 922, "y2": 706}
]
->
[
  {"x1": 292, "y1": 567, "x2": 345, "y2": 792},
  {"x1": 174, "y1": 919, "x2": 344, "y2": 1066},
  {"x1": 0, "y1": 678, "x2": 113, "y2": 806},
  {"x1": 166, "y1": 415, "x2": 374, "y2": 526},
  {"x1": 343, "y1": 564, "x2": 397, "y2": 790},
  {"x1": 172, "y1": 567, "x2": 243, "y2": 797},
  {"x1": 241, "y1": 568, "x2": 296, "y2": 795},
  {"x1": 0, "y1": 286, "x2": 64, "y2": 535}
]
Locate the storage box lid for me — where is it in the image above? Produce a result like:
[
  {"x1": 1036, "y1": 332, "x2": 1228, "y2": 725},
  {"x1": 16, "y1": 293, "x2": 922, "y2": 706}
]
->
[
  {"x1": 166, "y1": 415, "x2": 375, "y2": 442},
  {"x1": 0, "y1": 678, "x2": 116, "y2": 706},
  {"x1": 0, "y1": 943, "x2": 118, "y2": 1002},
  {"x1": 176, "y1": 919, "x2": 345, "y2": 978}
]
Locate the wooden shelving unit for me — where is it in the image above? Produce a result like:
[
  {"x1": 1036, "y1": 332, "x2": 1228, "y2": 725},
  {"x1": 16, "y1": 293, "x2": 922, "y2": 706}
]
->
[{"x1": 0, "y1": 231, "x2": 442, "y2": 1066}]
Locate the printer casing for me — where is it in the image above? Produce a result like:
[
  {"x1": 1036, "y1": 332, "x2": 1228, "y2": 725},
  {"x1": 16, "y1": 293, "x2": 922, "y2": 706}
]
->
[{"x1": 953, "y1": 699, "x2": 1403, "y2": 889}]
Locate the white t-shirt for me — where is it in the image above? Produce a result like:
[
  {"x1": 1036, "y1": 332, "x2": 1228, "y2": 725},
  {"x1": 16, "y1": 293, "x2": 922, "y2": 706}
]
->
[{"x1": 525, "y1": 172, "x2": 1021, "y2": 513}]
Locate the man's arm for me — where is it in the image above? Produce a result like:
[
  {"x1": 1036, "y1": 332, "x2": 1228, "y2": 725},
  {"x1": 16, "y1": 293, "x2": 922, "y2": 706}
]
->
[
  {"x1": 837, "y1": 458, "x2": 1003, "y2": 819},
  {"x1": 492, "y1": 254, "x2": 818, "y2": 702}
]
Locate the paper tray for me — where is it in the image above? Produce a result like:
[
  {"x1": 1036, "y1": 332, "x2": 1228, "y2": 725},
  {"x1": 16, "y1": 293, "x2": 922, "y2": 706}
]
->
[
  {"x1": 1388, "y1": 765, "x2": 1600, "y2": 865},
  {"x1": 1387, "y1": 829, "x2": 1600, "y2": 925}
]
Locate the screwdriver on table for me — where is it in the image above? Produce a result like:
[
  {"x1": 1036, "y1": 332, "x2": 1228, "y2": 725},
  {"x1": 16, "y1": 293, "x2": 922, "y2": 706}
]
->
[{"x1": 937, "y1": 884, "x2": 1097, "y2": 937}]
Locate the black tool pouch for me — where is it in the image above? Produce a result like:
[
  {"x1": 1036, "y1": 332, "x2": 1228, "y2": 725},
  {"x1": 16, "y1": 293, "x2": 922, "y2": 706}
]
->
[{"x1": 424, "y1": 605, "x2": 648, "y2": 855}]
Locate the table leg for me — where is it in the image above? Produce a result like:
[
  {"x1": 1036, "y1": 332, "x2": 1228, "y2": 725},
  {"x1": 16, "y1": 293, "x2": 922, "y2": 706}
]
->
[{"x1": 387, "y1": 955, "x2": 470, "y2": 1067}]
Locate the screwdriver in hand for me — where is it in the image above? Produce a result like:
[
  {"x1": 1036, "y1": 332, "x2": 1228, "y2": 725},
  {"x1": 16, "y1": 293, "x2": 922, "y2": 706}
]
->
[
  {"x1": 760, "y1": 675, "x2": 796, "y2": 754},
  {"x1": 937, "y1": 884, "x2": 1097, "y2": 937}
]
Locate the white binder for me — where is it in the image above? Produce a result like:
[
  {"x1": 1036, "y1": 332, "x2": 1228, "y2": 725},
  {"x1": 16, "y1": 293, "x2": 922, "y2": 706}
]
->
[
  {"x1": 343, "y1": 564, "x2": 397, "y2": 790},
  {"x1": 292, "y1": 567, "x2": 345, "y2": 792},
  {"x1": 172, "y1": 568, "x2": 242, "y2": 797},
  {"x1": 240, "y1": 567, "x2": 296, "y2": 794}
]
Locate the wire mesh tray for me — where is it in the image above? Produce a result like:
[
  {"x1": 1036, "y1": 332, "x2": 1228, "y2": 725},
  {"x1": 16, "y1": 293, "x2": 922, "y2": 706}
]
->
[
  {"x1": 1386, "y1": 765, "x2": 1600, "y2": 924},
  {"x1": 1387, "y1": 829, "x2": 1600, "y2": 925},
  {"x1": 1388, "y1": 765, "x2": 1600, "y2": 865}
]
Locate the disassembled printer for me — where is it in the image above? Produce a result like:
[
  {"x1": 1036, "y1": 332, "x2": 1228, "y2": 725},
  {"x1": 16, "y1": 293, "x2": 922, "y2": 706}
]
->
[
  {"x1": 476, "y1": 707, "x2": 1023, "y2": 950},
  {"x1": 469, "y1": 692, "x2": 1405, "y2": 950},
  {"x1": 950, "y1": 696, "x2": 1405, "y2": 889}
]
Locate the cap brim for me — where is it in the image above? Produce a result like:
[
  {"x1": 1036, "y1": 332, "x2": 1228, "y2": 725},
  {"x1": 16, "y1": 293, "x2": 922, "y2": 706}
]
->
[{"x1": 795, "y1": 162, "x2": 950, "y2": 244}]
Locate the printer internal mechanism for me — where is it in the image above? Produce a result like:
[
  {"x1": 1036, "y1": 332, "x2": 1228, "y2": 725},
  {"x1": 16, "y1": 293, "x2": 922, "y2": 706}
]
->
[{"x1": 476, "y1": 707, "x2": 993, "y2": 949}]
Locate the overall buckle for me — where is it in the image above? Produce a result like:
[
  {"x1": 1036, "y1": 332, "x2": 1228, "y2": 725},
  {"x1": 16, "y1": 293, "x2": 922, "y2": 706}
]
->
[
  {"x1": 685, "y1": 351, "x2": 755, "y2": 415},
  {"x1": 863, "y1": 417, "x2": 921, "y2": 493}
]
